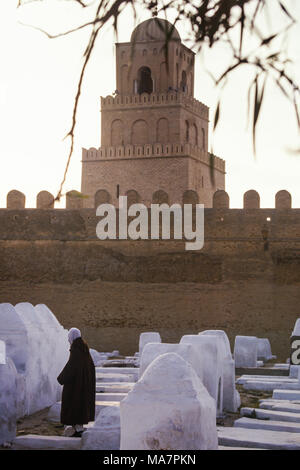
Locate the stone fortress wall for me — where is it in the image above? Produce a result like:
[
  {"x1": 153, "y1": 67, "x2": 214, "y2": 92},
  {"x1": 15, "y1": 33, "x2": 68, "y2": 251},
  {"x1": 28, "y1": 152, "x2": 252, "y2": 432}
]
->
[{"x1": 0, "y1": 187, "x2": 299, "y2": 360}]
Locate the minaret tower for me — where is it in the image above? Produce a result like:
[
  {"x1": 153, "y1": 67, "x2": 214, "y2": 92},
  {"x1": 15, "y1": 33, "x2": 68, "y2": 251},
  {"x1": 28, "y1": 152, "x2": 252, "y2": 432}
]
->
[{"x1": 81, "y1": 18, "x2": 225, "y2": 207}]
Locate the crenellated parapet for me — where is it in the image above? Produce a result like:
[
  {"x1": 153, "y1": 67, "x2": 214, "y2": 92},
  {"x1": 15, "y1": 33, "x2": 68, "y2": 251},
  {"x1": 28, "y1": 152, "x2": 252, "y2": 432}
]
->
[
  {"x1": 82, "y1": 143, "x2": 225, "y2": 172},
  {"x1": 101, "y1": 91, "x2": 209, "y2": 119},
  {"x1": 0, "y1": 189, "x2": 295, "y2": 210}
]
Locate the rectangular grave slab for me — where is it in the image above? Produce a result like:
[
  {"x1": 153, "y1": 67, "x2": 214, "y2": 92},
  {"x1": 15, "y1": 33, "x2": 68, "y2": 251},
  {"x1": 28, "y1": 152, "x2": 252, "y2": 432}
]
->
[
  {"x1": 96, "y1": 392, "x2": 127, "y2": 402},
  {"x1": 273, "y1": 390, "x2": 300, "y2": 400},
  {"x1": 235, "y1": 417, "x2": 300, "y2": 433},
  {"x1": 242, "y1": 380, "x2": 300, "y2": 392},
  {"x1": 235, "y1": 367, "x2": 289, "y2": 376},
  {"x1": 259, "y1": 402, "x2": 300, "y2": 413},
  {"x1": 96, "y1": 383, "x2": 134, "y2": 393},
  {"x1": 217, "y1": 426, "x2": 300, "y2": 450},
  {"x1": 96, "y1": 373, "x2": 136, "y2": 383},
  {"x1": 237, "y1": 375, "x2": 297, "y2": 384},
  {"x1": 96, "y1": 367, "x2": 139, "y2": 376},
  {"x1": 241, "y1": 407, "x2": 300, "y2": 422}
]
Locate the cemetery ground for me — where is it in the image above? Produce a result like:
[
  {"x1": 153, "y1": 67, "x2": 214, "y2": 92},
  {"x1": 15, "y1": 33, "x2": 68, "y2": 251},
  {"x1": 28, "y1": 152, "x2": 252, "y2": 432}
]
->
[
  {"x1": 3, "y1": 370, "x2": 273, "y2": 447},
  {"x1": 1, "y1": 303, "x2": 292, "y2": 450}
]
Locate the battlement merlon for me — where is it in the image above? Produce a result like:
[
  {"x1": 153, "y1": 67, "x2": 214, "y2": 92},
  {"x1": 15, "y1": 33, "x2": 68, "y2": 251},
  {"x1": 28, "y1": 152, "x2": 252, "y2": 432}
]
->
[
  {"x1": 82, "y1": 144, "x2": 225, "y2": 173},
  {"x1": 0, "y1": 189, "x2": 293, "y2": 210},
  {"x1": 100, "y1": 92, "x2": 209, "y2": 120}
]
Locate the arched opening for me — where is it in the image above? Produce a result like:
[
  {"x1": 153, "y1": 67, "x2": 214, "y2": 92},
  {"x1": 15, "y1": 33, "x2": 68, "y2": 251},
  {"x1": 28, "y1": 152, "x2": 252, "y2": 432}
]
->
[
  {"x1": 190, "y1": 124, "x2": 198, "y2": 146},
  {"x1": 180, "y1": 70, "x2": 187, "y2": 92},
  {"x1": 137, "y1": 66, "x2": 153, "y2": 94}
]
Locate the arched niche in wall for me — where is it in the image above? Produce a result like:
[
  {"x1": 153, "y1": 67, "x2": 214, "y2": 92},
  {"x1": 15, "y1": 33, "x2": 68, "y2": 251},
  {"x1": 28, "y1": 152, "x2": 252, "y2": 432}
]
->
[
  {"x1": 111, "y1": 119, "x2": 124, "y2": 146},
  {"x1": 131, "y1": 119, "x2": 149, "y2": 145},
  {"x1": 156, "y1": 118, "x2": 169, "y2": 143},
  {"x1": 190, "y1": 124, "x2": 198, "y2": 146}
]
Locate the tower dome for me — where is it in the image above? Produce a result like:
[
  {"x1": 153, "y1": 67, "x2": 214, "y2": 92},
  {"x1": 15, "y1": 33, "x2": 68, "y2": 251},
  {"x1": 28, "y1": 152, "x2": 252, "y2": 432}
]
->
[{"x1": 130, "y1": 18, "x2": 181, "y2": 43}]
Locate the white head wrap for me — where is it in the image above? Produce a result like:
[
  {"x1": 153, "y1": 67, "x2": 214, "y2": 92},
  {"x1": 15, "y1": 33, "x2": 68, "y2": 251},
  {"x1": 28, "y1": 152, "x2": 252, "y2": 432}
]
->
[{"x1": 68, "y1": 327, "x2": 81, "y2": 345}]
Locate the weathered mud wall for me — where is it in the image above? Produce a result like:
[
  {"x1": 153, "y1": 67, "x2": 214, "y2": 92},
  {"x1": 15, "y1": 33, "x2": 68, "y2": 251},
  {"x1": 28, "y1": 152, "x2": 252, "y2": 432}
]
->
[{"x1": 0, "y1": 207, "x2": 299, "y2": 360}]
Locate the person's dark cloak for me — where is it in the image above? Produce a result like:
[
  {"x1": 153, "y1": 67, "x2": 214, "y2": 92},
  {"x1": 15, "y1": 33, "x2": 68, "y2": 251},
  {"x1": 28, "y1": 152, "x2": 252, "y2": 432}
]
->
[{"x1": 57, "y1": 337, "x2": 96, "y2": 425}]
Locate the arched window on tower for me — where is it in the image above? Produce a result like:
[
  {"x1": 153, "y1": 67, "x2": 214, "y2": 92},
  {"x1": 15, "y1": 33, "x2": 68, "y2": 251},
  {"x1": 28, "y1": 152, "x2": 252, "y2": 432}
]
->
[
  {"x1": 180, "y1": 70, "x2": 187, "y2": 93},
  {"x1": 190, "y1": 124, "x2": 198, "y2": 146},
  {"x1": 137, "y1": 66, "x2": 153, "y2": 94}
]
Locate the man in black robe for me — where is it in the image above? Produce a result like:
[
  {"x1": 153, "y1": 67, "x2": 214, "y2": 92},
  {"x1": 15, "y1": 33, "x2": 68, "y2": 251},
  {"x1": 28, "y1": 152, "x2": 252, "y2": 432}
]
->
[{"x1": 57, "y1": 328, "x2": 96, "y2": 437}]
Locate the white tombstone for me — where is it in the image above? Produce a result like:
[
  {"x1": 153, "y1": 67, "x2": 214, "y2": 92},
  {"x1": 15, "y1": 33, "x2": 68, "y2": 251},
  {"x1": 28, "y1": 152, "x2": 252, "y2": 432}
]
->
[
  {"x1": 0, "y1": 340, "x2": 5, "y2": 365},
  {"x1": 234, "y1": 336, "x2": 258, "y2": 368},
  {"x1": 0, "y1": 341, "x2": 18, "y2": 445},
  {"x1": 292, "y1": 319, "x2": 300, "y2": 337},
  {"x1": 199, "y1": 330, "x2": 240, "y2": 412},
  {"x1": 14, "y1": 302, "x2": 50, "y2": 415},
  {"x1": 0, "y1": 303, "x2": 28, "y2": 373},
  {"x1": 120, "y1": 353, "x2": 218, "y2": 450},
  {"x1": 81, "y1": 406, "x2": 120, "y2": 450},
  {"x1": 139, "y1": 332, "x2": 161, "y2": 355},
  {"x1": 34, "y1": 304, "x2": 69, "y2": 401},
  {"x1": 290, "y1": 319, "x2": 300, "y2": 377},
  {"x1": 257, "y1": 338, "x2": 275, "y2": 362},
  {"x1": 139, "y1": 342, "x2": 203, "y2": 381},
  {"x1": 180, "y1": 334, "x2": 224, "y2": 417},
  {"x1": 11, "y1": 302, "x2": 69, "y2": 415}
]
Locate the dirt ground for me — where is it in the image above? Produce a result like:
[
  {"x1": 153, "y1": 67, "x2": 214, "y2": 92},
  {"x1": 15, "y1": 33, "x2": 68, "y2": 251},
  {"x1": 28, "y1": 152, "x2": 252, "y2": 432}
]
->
[{"x1": 16, "y1": 408, "x2": 65, "y2": 437}]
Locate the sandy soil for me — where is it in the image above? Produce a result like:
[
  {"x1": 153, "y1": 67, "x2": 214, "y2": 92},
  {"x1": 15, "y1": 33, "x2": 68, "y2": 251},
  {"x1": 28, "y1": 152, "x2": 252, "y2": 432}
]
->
[{"x1": 16, "y1": 408, "x2": 64, "y2": 437}]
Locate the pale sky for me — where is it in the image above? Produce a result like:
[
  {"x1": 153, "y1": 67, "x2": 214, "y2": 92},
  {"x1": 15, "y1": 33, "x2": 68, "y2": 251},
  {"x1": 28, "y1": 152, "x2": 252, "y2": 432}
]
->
[{"x1": 0, "y1": 0, "x2": 299, "y2": 209}]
